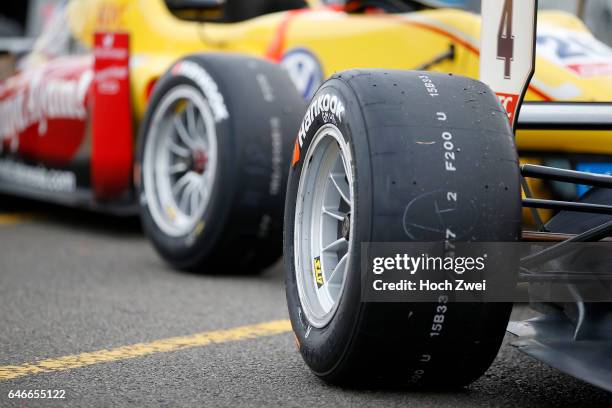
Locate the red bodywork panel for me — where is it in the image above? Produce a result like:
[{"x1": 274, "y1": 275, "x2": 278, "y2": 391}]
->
[
  {"x1": 91, "y1": 32, "x2": 133, "y2": 199},
  {"x1": 0, "y1": 56, "x2": 92, "y2": 165},
  {"x1": 0, "y1": 32, "x2": 133, "y2": 201}
]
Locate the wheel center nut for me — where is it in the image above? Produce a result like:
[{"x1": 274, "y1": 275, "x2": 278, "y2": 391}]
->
[
  {"x1": 341, "y1": 213, "x2": 351, "y2": 241},
  {"x1": 192, "y1": 150, "x2": 208, "y2": 174}
]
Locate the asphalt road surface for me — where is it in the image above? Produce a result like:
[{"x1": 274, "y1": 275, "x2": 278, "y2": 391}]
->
[{"x1": 1, "y1": 194, "x2": 612, "y2": 407}]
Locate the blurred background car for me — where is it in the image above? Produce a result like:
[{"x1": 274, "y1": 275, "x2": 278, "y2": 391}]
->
[{"x1": 540, "y1": 0, "x2": 612, "y2": 46}]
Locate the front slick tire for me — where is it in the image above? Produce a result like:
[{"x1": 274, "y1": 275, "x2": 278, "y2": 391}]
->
[{"x1": 284, "y1": 70, "x2": 521, "y2": 388}]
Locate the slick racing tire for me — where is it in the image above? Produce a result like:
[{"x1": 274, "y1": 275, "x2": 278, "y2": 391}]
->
[
  {"x1": 284, "y1": 70, "x2": 522, "y2": 387},
  {"x1": 138, "y1": 54, "x2": 306, "y2": 273}
]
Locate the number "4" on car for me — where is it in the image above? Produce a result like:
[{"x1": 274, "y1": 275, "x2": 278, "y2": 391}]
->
[
  {"x1": 480, "y1": 0, "x2": 537, "y2": 130},
  {"x1": 497, "y1": 0, "x2": 514, "y2": 79}
]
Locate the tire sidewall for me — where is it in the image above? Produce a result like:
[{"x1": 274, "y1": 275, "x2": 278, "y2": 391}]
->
[{"x1": 284, "y1": 79, "x2": 373, "y2": 375}]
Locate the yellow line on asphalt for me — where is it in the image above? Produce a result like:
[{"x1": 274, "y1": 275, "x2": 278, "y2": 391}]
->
[
  {"x1": 0, "y1": 319, "x2": 292, "y2": 381},
  {"x1": 0, "y1": 213, "x2": 38, "y2": 226}
]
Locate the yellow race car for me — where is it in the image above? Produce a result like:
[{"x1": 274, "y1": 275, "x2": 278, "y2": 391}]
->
[
  {"x1": 282, "y1": 0, "x2": 612, "y2": 391},
  {"x1": 0, "y1": 0, "x2": 610, "y2": 271}
]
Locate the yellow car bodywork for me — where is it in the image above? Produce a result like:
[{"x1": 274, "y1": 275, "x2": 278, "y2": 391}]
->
[{"x1": 58, "y1": 0, "x2": 611, "y2": 159}]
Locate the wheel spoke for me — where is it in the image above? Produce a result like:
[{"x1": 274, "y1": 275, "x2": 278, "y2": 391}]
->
[
  {"x1": 178, "y1": 181, "x2": 194, "y2": 212},
  {"x1": 330, "y1": 172, "x2": 351, "y2": 204},
  {"x1": 325, "y1": 253, "x2": 348, "y2": 288},
  {"x1": 322, "y1": 207, "x2": 345, "y2": 221},
  {"x1": 189, "y1": 179, "x2": 201, "y2": 215},
  {"x1": 186, "y1": 103, "x2": 197, "y2": 136},
  {"x1": 174, "y1": 116, "x2": 198, "y2": 150},
  {"x1": 200, "y1": 179, "x2": 209, "y2": 199},
  {"x1": 322, "y1": 237, "x2": 348, "y2": 254},
  {"x1": 197, "y1": 117, "x2": 208, "y2": 148},
  {"x1": 168, "y1": 162, "x2": 188, "y2": 175},
  {"x1": 172, "y1": 172, "x2": 192, "y2": 196},
  {"x1": 167, "y1": 138, "x2": 190, "y2": 158}
]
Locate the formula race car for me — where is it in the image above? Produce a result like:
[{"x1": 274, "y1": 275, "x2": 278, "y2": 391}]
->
[
  {"x1": 0, "y1": 0, "x2": 611, "y2": 272},
  {"x1": 284, "y1": 0, "x2": 612, "y2": 392}
]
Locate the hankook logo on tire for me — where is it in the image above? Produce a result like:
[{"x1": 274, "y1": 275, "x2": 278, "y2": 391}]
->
[
  {"x1": 172, "y1": 61, "x2": 229, "y2": 123},
  {"x1": 298, "y1": 93, "x2": 345, "y2": 147}
]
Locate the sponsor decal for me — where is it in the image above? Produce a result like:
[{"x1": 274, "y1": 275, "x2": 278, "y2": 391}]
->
[
  {"x1": 0, "y1": 159, "x2": 76, "y2": 193},
  {"x1": 256, "y1": 73, "x2": 275, "y2": 102},
  {"x1": 172, "y1": 61, "x2": 229, "y2": 123},
  {"x1": 94, "y1": 33, "x2": 129, "y2": 61},
  {"x1": 291, "y1": 138, "x2": 300, "y2": 167},
  {"x1": 297, "y1": 93, "x2": 345, "y2": 148},
  {"x1": 0, "y1": 69, "x2": 92, "y2": 150},
  {"x1": 185, "y1": 220, "x2": 205, "y2": 247},
  {"x1": 95, "y1": 66, "x2": 128, "y2": 95},
  {"x1": 281, "y1": 48, "x2": 323, "y2": 100},
  {"x1": 292, "y1": 332, "x2": 301, "y2": 350},
  {"x1": 313, "y1": 256, "x2": 323, "y2": 288},
  {"x1": 537, "y1": 27, "x2": 612, "y2": 78},
  {"x1": 269, "y1": 117, "x2": 283, "y2": 196},
  {"x1": 96, "y1": 2, "x2": 127, "y2": 28},
  {"x1": 94, "y1": 33, "x2": 129, "y2": 96},
  {"x1": 496, "y1": 92, "x2": 519, "y2": 123}
]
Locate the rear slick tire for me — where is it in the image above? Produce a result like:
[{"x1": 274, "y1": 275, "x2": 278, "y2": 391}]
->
[
  {"x1": 284, "y1": 70, "x2": 522, "y2": 388},
  {"x1": 138, "y1": 54, "x2": 306, "y2": 273}
]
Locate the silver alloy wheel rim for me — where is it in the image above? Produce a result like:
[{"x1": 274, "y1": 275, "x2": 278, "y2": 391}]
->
[
  {"x1": 294, "y1": 124, "x2": 354, "y2": 328},
  {"x1": 143, "y1": 85, "x2": 218, "y2": 237}
]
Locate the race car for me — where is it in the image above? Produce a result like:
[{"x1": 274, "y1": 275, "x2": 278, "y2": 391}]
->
[
  {"x1": 0, "y1": 0, "x2": 611, "y2": 272},
  {"x1": 283, "y1": 0, "x2": 612, "y2": 392}
]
